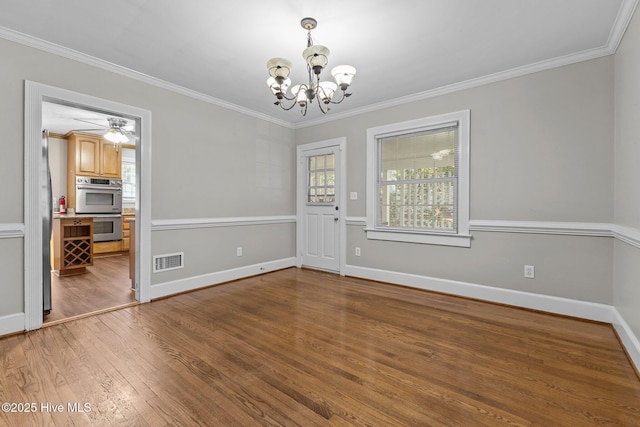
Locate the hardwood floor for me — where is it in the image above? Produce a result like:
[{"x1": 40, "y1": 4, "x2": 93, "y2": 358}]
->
[
  {"x1": 44, "y1": 254, "x2": 137, "y2": 325},
  {"x1": 2, "y1": 267, "x2": 639, "y2": 426}
]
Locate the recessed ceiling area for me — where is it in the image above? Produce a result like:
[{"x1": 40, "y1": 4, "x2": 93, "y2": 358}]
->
[{"x1": 0, "y1": 0, "x2": 634, "y2": 126}]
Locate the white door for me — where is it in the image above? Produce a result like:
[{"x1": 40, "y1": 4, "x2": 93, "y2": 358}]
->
[{"x1": 298, "y1": 142, "x2": 343, "y2": 272}]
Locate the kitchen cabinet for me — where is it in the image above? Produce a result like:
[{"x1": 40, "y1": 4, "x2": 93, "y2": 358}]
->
[
  {"x1": 66, "y1": 132, "x2": 122, "y2": 211},
  {"x1": 66, "y1": 132, "x2": 122, "y2": 178},
  {"x1": 94, "y1": 241, "x2": 123, "y2": 254},
  {"x1": 51, "y1": 216, "x2": 93, "y2": 276},
  {"x1": 122, "y1": 214, "x2": 134, "y2": 251}
]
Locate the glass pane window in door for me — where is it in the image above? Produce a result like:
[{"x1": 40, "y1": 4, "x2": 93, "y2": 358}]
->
[{"x1": 307, "y1": 153, "x2": 336, "y2": 205}]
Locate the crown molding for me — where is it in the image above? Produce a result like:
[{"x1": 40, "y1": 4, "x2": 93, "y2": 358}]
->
[
  {"x1": 608, "y1": 0, "x2": 640, "y2": 51},
  {"x1": 0, "y1": 26, "x2": 293, "y2": 129},
  {"x1": 1, "y1": 0, "x2": 637, "y2": 131},
  {"x1": 294, "y1": 46, "x2": 615, "y2": 129}
]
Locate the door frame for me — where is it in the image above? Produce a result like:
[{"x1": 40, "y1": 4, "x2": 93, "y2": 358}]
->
[
  {"x1": 24, "y1": 81, "x2": 153, "y2": 331},
  {"x1": 296, "y1": 137, "x2": 347, "y2": 275}
]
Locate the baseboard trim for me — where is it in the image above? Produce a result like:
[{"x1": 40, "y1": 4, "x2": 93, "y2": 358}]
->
[
  {"x1": 0, "y1": 313, "x2": 25, "y2": 336},
  {"x1": 611, "y1": 308, "x2": 640, "y2": 373},
  {"x1": 343, "y1": 264, "x2": 639, "y2": 371},
  {"x1": 150, "y1": 257, "x2": 296, "y2": 300}
]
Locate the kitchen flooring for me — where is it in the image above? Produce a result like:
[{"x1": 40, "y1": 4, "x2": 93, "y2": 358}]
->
[{"x1": 44, "y1": 254, "x2": 137, "y2": 325}]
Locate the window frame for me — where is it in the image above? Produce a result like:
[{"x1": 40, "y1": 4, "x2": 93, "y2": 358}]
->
[
  {"x1": 366, "y1": 110, "x2": 471, "y2": 247},
  {"x1": 121, "y1": 147, "x2": 136, "y2": 202}
]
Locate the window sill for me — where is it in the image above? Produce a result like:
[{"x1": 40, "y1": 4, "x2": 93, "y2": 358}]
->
[{"x1": 365, "y1": 228, "x2": 471, "y2": 248}]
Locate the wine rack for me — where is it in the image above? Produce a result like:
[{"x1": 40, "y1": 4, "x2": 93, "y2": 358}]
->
[{"x1": 52, "y1": 217, "x2": 93, "y2": 276}]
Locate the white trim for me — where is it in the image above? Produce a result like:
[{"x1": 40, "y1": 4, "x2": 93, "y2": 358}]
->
[
  {"x1": 150, "y1": 257, "x2": 295, "y2": 300},
  {"x1": 351, "y1": 218, "x2": 640, "y2": 250},
  {"x1": 366, "y1": 110, "x2": 470, "y2": 248},
  {"x1": 365, "y1": 229, "x2": 471, "y2": 248},
  {"x1": 607, "y1": 0, "x2": 640, "y2": 52},
  {"x1": 0, "y1": 224, "x2": 24, "y2": 239},
  {"x1": 24, "y1": 81, "x2": 153, "y2": 331},
  {"x1": 0, "y1": 27, "x2": 291, "y2": 129},
  {"x1": 294, "y1": 0, "x2": 639, "y2": 130},
  {"x1": 470, "y1": 220, "x2": 613, "y2": 237},
  {"x1": 2, "y1": 0, "x2": 636, "y2": 131},
  {"x1": 0, "y1": 313, "x2": 25, "y2": 336},
  {"x1": 469, "y1": 220, "x2": 640, "y2": 250},
  {"x1": 611, "y1": 224, "x2": 640, "y2": 250},
  {"x1": 346, "y1": 216, "x2": 366, "y2": 226},
  {"x1": 151, "y1": 215, "x2": 296, "y2": 231},
  {"x1": 344, "y1": 265, "x2": 614, "y2": 322},
  {"x1": 343, "y1": 264, "x2": 639, "y2": 372},
  {"x1": 611, "y1": 308, "x2": 640, "y2": 373}
]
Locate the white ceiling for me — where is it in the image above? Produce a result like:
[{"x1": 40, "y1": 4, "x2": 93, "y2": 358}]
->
[{"x1": 0, "y1": 1, "x2": 636, "y2": 127}]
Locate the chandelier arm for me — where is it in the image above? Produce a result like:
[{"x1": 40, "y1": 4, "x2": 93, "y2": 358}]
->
[
  {"x1": 315, "y1": 97, "x2": 329, "y2": 114},
  {"x1": 328, "y1": 90, "x2": 348, "y2": 105},
  {"x1": 277, "y1": 99, "x2": 302, "y2": 111}
]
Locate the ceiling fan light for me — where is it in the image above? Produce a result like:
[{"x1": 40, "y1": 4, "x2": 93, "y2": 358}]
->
[
  {"x1": 302, "y1": 45, "x2": 329, "y2": 73},
  {"x1": 331, "y1": 65, "x2": 356, "y2": 89},
  {"x1": 104, "y1": 128, "x2": 129, "y2": 143},
  {"x1": 118, "y1": 132, "x2": 130, "y2": 143},
  {"x1": 266, "y1": 58, "x2": 292, "y2": 80}
]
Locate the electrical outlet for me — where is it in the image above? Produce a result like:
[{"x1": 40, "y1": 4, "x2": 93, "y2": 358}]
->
[
  {"x1": 237, "y1": 247, "x2": 243, "y2": 257},
  {"x1": 524, "y1": 265, "x2": 535, "y2": 279},
  {"x1": 355, "y1": 247, "x2": 361, "y2": 256},
  {"x1": 350, "y1": 192, "x2": 358, "y2": 200}
]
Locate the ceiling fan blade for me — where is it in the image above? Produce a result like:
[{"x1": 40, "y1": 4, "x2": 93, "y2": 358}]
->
[
  {"x1": 73, "y1": 118, "x2": 108, "y2": 128},
  {"x1": 72, "y1": 128, "x2": 106, "y2": 132}
]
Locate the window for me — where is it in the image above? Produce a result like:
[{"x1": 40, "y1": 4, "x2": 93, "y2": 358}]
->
[
  {"x1": 366, "y1": 110, "x2": 470, "y2": 247},
  {"x1": 307, "y1": 153, "x2": 335, "y2": 204},
  {"x1": 122, "y1": 147, "x2": 136, "y2": 200}
]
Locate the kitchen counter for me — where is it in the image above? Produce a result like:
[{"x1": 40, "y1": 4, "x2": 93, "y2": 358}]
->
[{"x1": 53, "y1": 212, "x2": 96, "y2": 219}]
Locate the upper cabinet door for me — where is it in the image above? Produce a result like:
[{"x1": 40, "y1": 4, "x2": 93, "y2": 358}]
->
[
  {"x1": 100, "y1": 141, "x2": 122, "y2": 178},
  {"x1": 67, "y1": 132, "x2": 122, "y2": 178},
  {"x1": 76, "y1": 135, "x2": 100, "y2": 176}
]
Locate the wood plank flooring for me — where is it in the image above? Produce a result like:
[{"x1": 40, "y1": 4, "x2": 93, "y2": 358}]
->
[
  {"x1": 2, "y1": 267, "x2": 639, "y2": 426},
  {"x1": 45, "y1": 254, "x2": 136, "y2": 325}
]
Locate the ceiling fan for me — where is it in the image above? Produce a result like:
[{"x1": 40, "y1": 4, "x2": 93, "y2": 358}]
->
[{"x1": 72, "y1": 117, "x2": 137, "y2": 143}]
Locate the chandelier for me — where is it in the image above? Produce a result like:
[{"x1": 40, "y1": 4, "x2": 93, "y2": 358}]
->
[{"x1": 266, "y1": 17, "x2": 356, "y2": 116}]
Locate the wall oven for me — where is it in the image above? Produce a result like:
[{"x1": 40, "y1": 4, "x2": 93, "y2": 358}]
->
[
  {"x1": 75, "y1": 176, "x2": 123, "y2": 214},
  {"x1": 93, "y1": 215, "x2": 123, "y2": 242}
]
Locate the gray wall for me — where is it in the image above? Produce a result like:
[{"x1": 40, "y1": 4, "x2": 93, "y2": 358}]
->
[
  {"x1": 297, "y1": 57, "x2": 615, "y2": 304},
  {"x1": 614, "y1": 7, "x2": 640, "y2": 337},
  {"x1": 0, "y1": 9, "x2": 637, "y2": 341},
  {"x1": 0, "y1": 36, "x2": 296, "y2": 317}
]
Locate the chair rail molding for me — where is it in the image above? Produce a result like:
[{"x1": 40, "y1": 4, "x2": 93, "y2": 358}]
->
[{"x1": 0, "y1": 223, "x2": 24, "y2": 239}]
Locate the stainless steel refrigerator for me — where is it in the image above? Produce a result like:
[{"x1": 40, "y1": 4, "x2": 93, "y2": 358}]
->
[{"x1": 42, "y1": 130, "x2": 52, "y2": 314}]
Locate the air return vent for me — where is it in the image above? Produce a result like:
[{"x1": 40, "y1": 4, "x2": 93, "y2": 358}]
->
[{"x1": 153, "y1": 252, "x2": 184, "y2": 272}]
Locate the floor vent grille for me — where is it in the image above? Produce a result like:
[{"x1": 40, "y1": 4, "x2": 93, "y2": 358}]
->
[{"x1": 153, "y1": 252, "x2": 184, "y2": 272}]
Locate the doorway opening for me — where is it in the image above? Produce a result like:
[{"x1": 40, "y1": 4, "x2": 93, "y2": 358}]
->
[
  {"x1": 24, "y1": 81, "x2": 152, "y2": 331},
  {"x1": 43, "y1": 102, "x2": 138, "y2": 325}
]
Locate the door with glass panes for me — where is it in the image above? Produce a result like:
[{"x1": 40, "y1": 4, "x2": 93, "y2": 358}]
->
[{"x1": 300, "y1": 145, "x2": 340, "y2": 272}]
